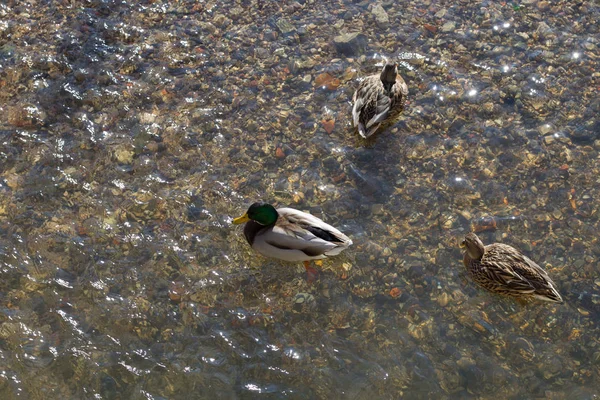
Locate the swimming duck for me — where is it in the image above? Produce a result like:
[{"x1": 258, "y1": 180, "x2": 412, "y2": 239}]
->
[
  {"x1": 352, "y1": 63, "x2": 408, "y2": 138},
  {"x1": 461, "y1": 232, "x2": 563, "y2": 303},
  {"x1": 233, "y1": 202, "x2": 353, "y2": 280}
]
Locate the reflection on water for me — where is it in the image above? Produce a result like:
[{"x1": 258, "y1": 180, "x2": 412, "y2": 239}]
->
[{"x1": 1, "y1": 0, "x2": 599, "y2": 398}]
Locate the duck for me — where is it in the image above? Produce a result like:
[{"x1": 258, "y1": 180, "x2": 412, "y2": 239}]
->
[
  {"x1": 232, "y1": 202, "x2": 353, "y2": 281},
  {"x1": 352, "y1": 63, "x2": 409, "y2": 138},
  {"x1": 460, "y1": 232, "x2": 563, "y2": 303}
]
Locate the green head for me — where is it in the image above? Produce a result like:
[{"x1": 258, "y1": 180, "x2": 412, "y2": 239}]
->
[{"x1": 233, "y1": 202, "x2": 278, "y2": 225}]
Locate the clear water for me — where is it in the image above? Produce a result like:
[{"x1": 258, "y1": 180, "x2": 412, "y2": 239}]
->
[{"x1": 1, "y1": 0, "x2": 599, "y2": 398}]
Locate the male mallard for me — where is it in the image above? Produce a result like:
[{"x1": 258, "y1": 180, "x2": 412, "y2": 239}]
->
[
  {"x1": 352, "y1": 63, "x2": 408, "y2": 138},
  {"x1": 461, "y1": 232, "x2": 563, "y2": 303},
  {"x1": 232, "y1": 202, "x2": 353, "y2": 280}
]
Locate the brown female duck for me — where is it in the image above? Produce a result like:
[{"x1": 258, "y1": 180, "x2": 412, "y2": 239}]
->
[
  {"x1": 461, "y1": 232, "x2": 562, "y2": 303},
  {"x1": 352, "y1": 63, "x2": 408, "y2": 138}
]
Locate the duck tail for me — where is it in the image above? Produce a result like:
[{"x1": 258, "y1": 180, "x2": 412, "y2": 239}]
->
[
  {"x1": 533, "y1": 286, "x2": 563, "y2": 303},
  {"x1": 358, "y1": 122, "x2": 368, "y2": 138}
]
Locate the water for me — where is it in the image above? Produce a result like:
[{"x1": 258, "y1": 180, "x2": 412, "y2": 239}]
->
[{"x1": 1, "y1": 0, "x2": 599, "y2": 398}]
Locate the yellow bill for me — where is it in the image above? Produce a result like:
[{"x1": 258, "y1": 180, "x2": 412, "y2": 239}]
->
[{"x1": 233, "y1": 213, "x2": 250, "y2": 224}]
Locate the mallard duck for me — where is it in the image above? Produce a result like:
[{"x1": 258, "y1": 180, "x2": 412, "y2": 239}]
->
[
  {"x1": 352, "y1": 63, "x2": 409, "y2": 138},
  {"x1": 232, "y1": 202, "x2": 353, "y2": 280},
  {"x1": 461, "y1": 232, "x2": 563, "y2": 303}
]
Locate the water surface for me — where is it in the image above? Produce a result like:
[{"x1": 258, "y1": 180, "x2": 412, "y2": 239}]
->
[{"x1": 1, "y1": 0, "x2": 599, "y2": 398}]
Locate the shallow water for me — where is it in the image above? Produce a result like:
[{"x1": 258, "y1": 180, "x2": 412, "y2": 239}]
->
[{"x1": 1, "y1": 0, "x2": 599, "y2": 398}]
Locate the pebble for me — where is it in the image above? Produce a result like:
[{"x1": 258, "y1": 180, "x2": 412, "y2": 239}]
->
[
  {"x1": 333, "y1": 32, "x2": 367, "y2": 56},
  {"x1": 437, "y1": 292, "x2": 450, "y2": 307},
  {"x1": 435, "y1": 9, "x2": 447, "y2": 18},
  {"x1": 539, "y1": 124, "x2": 553, "y2": 135},
  {"x1": 295, "y1": 57, "x2": 317, "y2": 69},
  {"x1": 199, "y1": 22, "x2": 217, "y2": 35},
  {"x1": 292, "y1": 293, "x2": 316, "y2": 313},
  {"x1": 372, "y1": 204, "x2": 384, "y2": 215},
  {"x1": 145, "y1": 141, "x2": 159, "y2": 153},
  {"x1": 276, "y1": 18, "x2": 295, "y2": 34},
  {"x1": 551, "y1": 209, "x2": 562, "y2": 220},
  {"x1": 371, "y1": 4, "x2": 389, "y2": 27},
  {"x1": 273, "y1": 48, "x2": 287, "y2": 57},
  {"x1": 230, "y1": 6, "x2": 244, "y2": 17},
  {"x1": 255, "y1": 48, "x2": 270, "y2": 59},
  {"x1": 441, "y1": 21, "x2": 456, "y2": 32},
  {"x1": 212, "y1": 13, "x2": 230, "y2": 28},
  {"x1": 114, "y1": 145, "x2": 134, "y2": 164},
  {"x1": 7, "y1": 103, "x2": 47, "y2": 127},
  {"x1": 139, "y1": 112, "x2": 156, "y2": 124},
  {"x1": 4, "y1": 174, "x2": 21, "y2": 189},
  {"x1": 536, "y1": 21, "x2": 553, "y2": 35}
]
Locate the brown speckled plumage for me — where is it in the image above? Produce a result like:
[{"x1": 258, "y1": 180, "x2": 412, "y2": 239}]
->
[
  {"x1": 352, "y1": 64, "x2": 408, "y2": 138},
  {"x1": 461, "y1": 232, "x2": 563, "y2": 303}
]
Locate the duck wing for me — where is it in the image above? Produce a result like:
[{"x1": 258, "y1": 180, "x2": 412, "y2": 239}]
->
[
  {"x1": 482, "y1": 244, "x2": 562, "y2": 301},
  {"x1": 352, "y1": 76, "x2": 391, "y2": 137},
  {"x1": 352, "y1": 76, "x2": 408, "y2": 138},
  {"x1": 268, "y1": 208, "x2": 351, "y2": 254}
]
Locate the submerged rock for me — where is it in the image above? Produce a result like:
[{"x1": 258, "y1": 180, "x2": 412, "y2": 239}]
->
[
  {"x1": 276, "y1": 18, "x2": 296, "y2": 34},
  {"x1": 333, "y1": 32, "x2": 367, "y2": 56},
  {"x1": 371, "y1": 4, "x2": 389, "y2": 27}
]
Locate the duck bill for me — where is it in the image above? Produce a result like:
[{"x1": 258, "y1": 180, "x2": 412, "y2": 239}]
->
[{"x1": 232, "y1": 213, "x2": 250, "y2": 224}]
